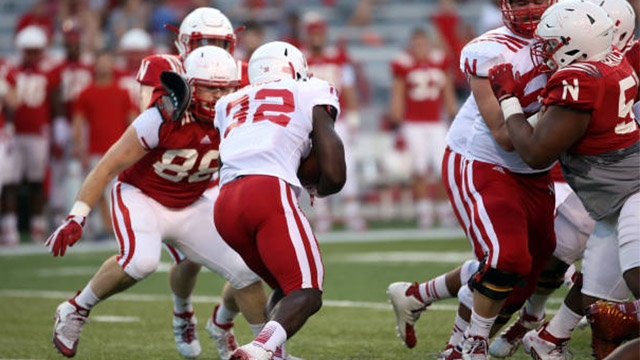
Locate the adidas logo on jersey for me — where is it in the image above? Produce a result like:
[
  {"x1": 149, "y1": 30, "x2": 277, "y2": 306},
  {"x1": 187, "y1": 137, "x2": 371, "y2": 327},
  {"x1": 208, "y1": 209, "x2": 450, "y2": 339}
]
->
[{"x1": 200, "y1": 135, "x2": 212, "y2": 144}]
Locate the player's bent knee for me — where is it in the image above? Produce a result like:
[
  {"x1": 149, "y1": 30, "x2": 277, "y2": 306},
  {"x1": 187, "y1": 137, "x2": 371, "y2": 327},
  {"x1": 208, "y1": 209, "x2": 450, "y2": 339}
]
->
[
  {"x1": 469, "y1": 267, "x2": 520, "y2": 301},
  {"x1": 125, "y1": 256, "x2": 160, "y2": 280}
]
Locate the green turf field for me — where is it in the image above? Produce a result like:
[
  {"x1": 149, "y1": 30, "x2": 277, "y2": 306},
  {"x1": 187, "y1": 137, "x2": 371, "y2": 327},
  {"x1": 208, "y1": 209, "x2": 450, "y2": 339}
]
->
[{"x1": 0, "y1": 235, "x2": 593, "y2": 359}]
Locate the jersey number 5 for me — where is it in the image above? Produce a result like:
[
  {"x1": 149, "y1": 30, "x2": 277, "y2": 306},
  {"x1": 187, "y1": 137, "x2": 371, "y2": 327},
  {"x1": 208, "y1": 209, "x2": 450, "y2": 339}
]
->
[{"x1": 223, "y1": 88, "x2": 294, "y2": 138}]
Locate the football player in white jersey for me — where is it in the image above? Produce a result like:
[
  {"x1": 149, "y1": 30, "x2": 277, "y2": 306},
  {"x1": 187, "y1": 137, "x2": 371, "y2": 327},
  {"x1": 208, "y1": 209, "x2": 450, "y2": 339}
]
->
[
  {"x1": 214, "y1": 41, "x2": 346, "y2": 360},
  {"x1": 388, "y1": 1, "x2": 560, "y2": 358},
  {"x1": 45, "y1": 46, "x2": 261, "y2": 359},
  {"x1": 135, "y1": 8, "x2": 269, "y2": 360},
  {"x1": 491, "y1": 1, "x2": 639, "y2": 358}
]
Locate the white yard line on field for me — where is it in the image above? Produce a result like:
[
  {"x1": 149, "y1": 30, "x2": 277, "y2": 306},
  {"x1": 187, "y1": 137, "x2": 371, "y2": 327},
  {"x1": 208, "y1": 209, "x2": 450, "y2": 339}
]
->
[
  {"x1": 0, "y1": 228, "x2": 465, "y2": 256},
  {"x1": 0, "y1": 288, "x2": 562, "y2": 314}
]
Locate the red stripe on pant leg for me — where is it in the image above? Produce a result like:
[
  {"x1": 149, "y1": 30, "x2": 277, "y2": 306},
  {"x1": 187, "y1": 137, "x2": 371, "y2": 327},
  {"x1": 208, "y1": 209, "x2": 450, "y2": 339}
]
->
[
  {"x1": 116, "y1": 183, "x2": 137, "y2": 269},
  {"x1": 165, "y1": 244, "x2": 182, "y2": 264},
  {"x1": 284, "y1": 181, "x2": 319, "y2": 289},
  {"x1": 111, "y1": 183, "x2": 126, "y2": 260},
  {"x1": 461, "y1": 160, "x2": 495, "y2": 260}
]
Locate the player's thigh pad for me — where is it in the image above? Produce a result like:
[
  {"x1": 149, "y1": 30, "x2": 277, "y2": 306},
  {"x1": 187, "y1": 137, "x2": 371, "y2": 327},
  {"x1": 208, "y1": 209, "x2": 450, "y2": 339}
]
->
[
  {"x1": 111, "y1": 182, "x2": 163, "y2": 280},
  {"x1": 171, "y1": 195, "x2": 261, "y2": 289},
  {"x1": 582, "y1": 217, "x2": 632, "y2": 302}
]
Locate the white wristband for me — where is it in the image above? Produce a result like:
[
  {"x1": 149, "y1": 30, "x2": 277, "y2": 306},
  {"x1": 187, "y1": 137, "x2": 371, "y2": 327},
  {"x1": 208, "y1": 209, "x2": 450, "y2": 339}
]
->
[
  {"x1": 69, "y1": 201, "x2": 91, "y2": 217},
  {"x1": 500, "y1": 97, "x2": 524, "y2": 121}
]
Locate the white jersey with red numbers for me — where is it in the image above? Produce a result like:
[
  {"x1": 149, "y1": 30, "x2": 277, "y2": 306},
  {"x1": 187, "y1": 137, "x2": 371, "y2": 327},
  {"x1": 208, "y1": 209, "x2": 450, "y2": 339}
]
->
[
  {"x1": 460, "y1": 26, "x2": 551, "y2": 173},
  {"x1": 304, "y1": 46, "x2": 355, "y2": 106},
  {"x1": 215, "y1": 77, "x2": 340, "y2": 191},
  {"x1": 544, "y1": 50, "x2": 639, "y2": 220},
  {"x1": 118, "y1": 108, "x2": 220, "y2": 209},
  {"x1": 390, "y1": 48, "x2": 450, "y2": 122}
]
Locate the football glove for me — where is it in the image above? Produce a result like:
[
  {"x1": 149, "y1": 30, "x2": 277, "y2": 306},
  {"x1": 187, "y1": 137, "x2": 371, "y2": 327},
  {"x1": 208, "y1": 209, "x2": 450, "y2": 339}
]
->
[
  {"x1": 156, "y1": 71, "x2": 192, "y2": 122},
  {"x1": 488, "y1": 63, "x2": 523, "y2": 102},
  {"x1": 45, "y1": 215, "x2": 86, "y2": 257}
]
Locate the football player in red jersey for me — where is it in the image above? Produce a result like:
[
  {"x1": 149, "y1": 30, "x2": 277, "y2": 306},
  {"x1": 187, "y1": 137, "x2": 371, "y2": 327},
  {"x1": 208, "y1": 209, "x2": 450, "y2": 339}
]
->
[
  {"x1": 116, "y1": 27, "x2": 153, "y2": 109},
  {"x1": 3, "y1": 25, "x2": 60, "y2": 244},
  {"x1": 45, "y1": 46, "x2": 260, "y2": 359},
  {"x1": 135, "y1": 8, "x2": 269, "y2": 360},
  {"x1": 388, "y1": 27, "x2": 458, "y2": 229},
  {"x1": 300, "y1": 11, "x2": 366, "y2": 232},
  {"x1": 49, "y1": 19, "x2": 94, "y2": 229},
  {"x1": 388, "y1": 1, "x2": 559, "y2": 358},
  {"x1": 490, "y1": 1, "x2": 640, "y2": 359}
]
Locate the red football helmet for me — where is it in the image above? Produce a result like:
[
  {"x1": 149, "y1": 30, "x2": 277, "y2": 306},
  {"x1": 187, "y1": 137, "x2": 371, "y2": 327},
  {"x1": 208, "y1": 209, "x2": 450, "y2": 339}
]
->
[{"x1": 500, "y1": 0, "x2": 556, "y2": 38}]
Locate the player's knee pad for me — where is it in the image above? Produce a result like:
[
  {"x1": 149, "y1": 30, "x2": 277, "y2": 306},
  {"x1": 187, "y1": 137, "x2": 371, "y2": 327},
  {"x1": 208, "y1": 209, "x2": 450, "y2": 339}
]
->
[
  {"x1": 124, "y1": 255, "x2": 160, "y2": 280},
  {"x1": 460, "y1": 259, "x2": 480, "y2": 285},
  {"x1": 537, "y1": 260, "x2": 571, "y2": 291},
  {"x1": 469, "y1": 266, "x2": 520, "y2": 301}
]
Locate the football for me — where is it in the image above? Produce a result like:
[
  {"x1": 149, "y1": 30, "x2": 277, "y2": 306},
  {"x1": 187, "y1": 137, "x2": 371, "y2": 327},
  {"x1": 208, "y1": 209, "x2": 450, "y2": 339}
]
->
[{"x1": 297, "y1": 149, "x2": 320, "y2": 186}]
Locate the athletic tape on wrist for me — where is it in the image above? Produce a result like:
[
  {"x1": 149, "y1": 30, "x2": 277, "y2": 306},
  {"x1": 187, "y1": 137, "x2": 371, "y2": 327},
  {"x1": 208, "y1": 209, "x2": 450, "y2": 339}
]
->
[
  {"x1": 70, "y1": 201, "x2": 91, "y2": 217},
  {"x1": 500, "y1": 97, "x2": 524, "y2": 121}
]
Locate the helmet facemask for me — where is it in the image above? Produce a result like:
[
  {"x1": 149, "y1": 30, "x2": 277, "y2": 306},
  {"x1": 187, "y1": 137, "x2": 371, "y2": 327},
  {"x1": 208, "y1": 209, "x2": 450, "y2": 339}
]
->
[{"x1": 501, "y1": 0, "x2": 556, "y2": 38}]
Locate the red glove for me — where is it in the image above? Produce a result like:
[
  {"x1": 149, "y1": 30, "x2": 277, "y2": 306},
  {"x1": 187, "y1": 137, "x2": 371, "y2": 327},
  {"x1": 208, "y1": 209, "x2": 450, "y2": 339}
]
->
[
  {"x1": 45, "y1": 215, "x2": 86, "y2": 257},
  {"x1": 488, "y1": 63, "x2": 523, "y2": 102}
]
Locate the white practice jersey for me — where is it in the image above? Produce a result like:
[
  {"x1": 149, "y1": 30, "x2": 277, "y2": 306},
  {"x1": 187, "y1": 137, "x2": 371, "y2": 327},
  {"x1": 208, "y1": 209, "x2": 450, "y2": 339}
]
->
[
  {"x1": 214, "y1": 77, "x2": 341, "y2": 190},
  {"x1": 456, "y1": 26, "x2": 551, "y2": 173}
]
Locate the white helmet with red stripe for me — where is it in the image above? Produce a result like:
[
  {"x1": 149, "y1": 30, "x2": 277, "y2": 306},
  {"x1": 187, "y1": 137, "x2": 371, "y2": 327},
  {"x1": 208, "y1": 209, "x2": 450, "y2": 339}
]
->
[
  {"x1": 176, "y1": 7, "x2": 236, "y2": 60},
  {"x1": 586, "y1": 0, "x2": 636, "y2": 53},
  {"x1": 15, "y1": 25, "x2": 47, "y2": 49},
  {"x1": 183, "y1": 46, "x2": 239, "y2": 121},
  {"x1": 248, "y1": 41, "x2": 309, "y2": 85}
]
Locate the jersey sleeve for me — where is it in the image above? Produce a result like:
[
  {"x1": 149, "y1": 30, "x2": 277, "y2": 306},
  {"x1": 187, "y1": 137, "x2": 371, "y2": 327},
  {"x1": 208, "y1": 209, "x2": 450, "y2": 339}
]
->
[
  {"x1": 542, "y1": 66, "x2": 601, "y2": 112},
  {"x1": 131, "y1": 107, "x2": 164, "y2": 150},
  {"x1": 299, "y1": 78, "x2": 341, "y2": 122},
  {"x1": 136, "y1": 55, "x2": 184, "y2": 87},
  {"x1": 460, "y1": 41, "x2": 509, "y2": 77},
  {"x1": 390, "y1": 53, "x2": 410, "y2": 78}
]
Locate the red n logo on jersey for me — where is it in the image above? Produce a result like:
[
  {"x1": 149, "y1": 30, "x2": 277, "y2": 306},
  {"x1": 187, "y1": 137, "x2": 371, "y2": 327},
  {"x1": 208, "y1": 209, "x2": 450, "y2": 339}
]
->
[{"x1": 464, "y1": 58, "x2": 478, "y2": 76}]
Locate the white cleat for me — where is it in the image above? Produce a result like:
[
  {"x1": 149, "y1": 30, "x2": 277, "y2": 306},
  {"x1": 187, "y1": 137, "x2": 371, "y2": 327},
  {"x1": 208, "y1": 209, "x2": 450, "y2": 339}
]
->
[
  {"x1": 229, "y1": 343, "x2": 273, "y2": 360},
  {"x1": 205, "y1": 305, "x2": 238, "y2": 360},
  {"x1": 173, "y1": 311, "x2": 201, "y2": 359},
  {"x1": 387, "y1": 281, "x2": 428, "y2": 348},
  {"x1": 52, "y1": 300, "x2": 89, "y2": 358},
  {"x1": 522, "y1": 325, "x2": 573, "y2": 360},
  {"x1": 489, "y1": 311, "x2": 544, "y2": 358}
]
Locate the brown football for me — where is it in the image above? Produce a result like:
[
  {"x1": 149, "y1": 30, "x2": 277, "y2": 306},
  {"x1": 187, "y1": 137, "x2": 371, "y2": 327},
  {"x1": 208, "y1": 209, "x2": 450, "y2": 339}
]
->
[{"x1": 297, "y1": 150, "x2": 320, "y2": 186}]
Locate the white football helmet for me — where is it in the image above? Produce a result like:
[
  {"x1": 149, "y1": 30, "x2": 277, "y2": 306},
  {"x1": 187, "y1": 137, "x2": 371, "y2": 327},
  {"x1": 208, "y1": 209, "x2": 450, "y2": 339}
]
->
[
  {"x1": 15, "y1": 25, "x2": 47, "y2": 49},
  {"x1": 248, "y1": 41, "x2": 310, "y2": 85},
  {"x1": 176, "y1": 7, "x2": 236, "y2": 60},
  {"x1": 119, "y1": 28, "x2": 153, "y2": 51},
  {"x1": 586, "y1": 0, "x2": 636, "y2": 53},
  {"x1": 532, "y1": 0, "x2": 613, "y2": 72},
  {"x1": 183, "y1": 46, "x2": 239, "y2": 121}
]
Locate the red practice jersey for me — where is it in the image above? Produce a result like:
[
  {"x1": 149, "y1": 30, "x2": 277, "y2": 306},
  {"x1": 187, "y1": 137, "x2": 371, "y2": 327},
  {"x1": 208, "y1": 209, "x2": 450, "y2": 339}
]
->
[
  {"x1": 304, "y1": 46, "x2": 353, "y2": 106},
  {"x1": 542, "y1": 50, "x2": 639, "y2": 155},
  {"x1": 118, "y1": 111, "x2": 221, "y2": 209},
  {"x1": 74, "y1": 82, "x2": 135, "y2": 154},
  {"x1": 6, "y1": 61, "x2": 59, "y2": 135},
  {"x1": 51, "y1": 58, "x2": 94, "y2": 118},
  {"x1": 391, "y1": 49, "x2": 451, "y2": 122}
]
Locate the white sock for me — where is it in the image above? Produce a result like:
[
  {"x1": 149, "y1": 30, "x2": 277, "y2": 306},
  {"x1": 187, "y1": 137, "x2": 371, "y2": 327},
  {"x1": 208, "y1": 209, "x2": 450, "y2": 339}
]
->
[
  {"x1": 74, "y1": 282, "x2": 100, "y2": 310},
  {"x1": 253, "y1": 320, "x2": 287, "y2": 353},
  {"x1": 418, "y1": 274, "x2": 451, "y2": 303},
  {"x1": 215, "y1": 303, "x2": 238, "y2": 325},
  {"x1": 460, "y1": 260, "x2": 480, "y2": 286},
  {"x1": 448, "y1": 312, "x2": 469, "y2": 346},
  {"x1": 466, "y1": 310, "x2": 496, "y2": 339},
  {"x1": 250, "y1": 323, "x2": 265, "y2": 337},
  {"x1": 525, "y1": 293, "x2": 550, "y2": 320},
  {"x1": 545, "y1": 303, "x2": 582, "y2": 339},
  {"x1": 172, "y1": 294, "x2": 193, "y2": 314}
]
